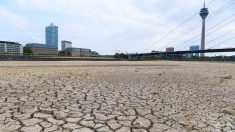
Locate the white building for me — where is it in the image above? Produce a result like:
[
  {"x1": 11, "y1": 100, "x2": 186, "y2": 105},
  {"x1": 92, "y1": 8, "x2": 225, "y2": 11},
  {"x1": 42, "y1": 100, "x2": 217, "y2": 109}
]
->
[
  {"x1": 61, "y1": 40, "x2": 72, "y2": 51},
  {"x1": 0, "y1": 41, "x2": 23, "y2": 54}
]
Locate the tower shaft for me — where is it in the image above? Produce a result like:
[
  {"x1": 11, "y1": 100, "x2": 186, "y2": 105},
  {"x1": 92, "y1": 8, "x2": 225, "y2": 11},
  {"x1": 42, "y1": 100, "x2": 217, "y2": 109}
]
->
[{"x1": 201, "y1": 18, "x2": 206, "y2": 57}]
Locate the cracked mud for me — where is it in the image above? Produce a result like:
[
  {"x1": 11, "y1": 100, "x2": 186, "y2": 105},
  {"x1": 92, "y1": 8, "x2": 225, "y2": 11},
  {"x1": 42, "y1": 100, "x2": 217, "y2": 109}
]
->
[{"x1": 0, "y1": 61, "x2": 235, "y2": 132}]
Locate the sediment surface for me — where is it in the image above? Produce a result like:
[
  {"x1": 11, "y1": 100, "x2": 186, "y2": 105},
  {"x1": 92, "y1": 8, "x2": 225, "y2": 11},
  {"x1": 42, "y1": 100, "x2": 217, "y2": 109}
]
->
[{"x1": 0, "y1": 61, "x2": 235, "y2": 132}]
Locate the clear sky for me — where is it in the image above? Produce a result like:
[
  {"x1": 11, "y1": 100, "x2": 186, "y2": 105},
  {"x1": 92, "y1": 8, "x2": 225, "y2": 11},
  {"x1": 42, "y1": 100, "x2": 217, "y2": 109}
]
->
[{"x1": 0, "y1": 0, "x2": 234, "y2": 55}]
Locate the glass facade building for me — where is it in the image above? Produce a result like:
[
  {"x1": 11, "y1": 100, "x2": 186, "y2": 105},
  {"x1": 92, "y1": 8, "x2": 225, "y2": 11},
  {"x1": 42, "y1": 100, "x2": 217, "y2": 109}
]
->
[
  {"x1": 45, "y1": 23, "x2": 58, "y2": 49},
  {"x1": 189, "y1": 45, "x2": 200, "y2": 57}
]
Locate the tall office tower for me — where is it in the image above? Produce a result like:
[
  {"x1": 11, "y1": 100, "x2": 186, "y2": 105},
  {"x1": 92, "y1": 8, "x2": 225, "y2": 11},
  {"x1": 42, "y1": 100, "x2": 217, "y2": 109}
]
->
[
  {"x1": 45, "y1": 23, "x2": 58, "y2": 49},
  {"x1": 199, "y1": 1, "x2": 209, "y2": 57}
]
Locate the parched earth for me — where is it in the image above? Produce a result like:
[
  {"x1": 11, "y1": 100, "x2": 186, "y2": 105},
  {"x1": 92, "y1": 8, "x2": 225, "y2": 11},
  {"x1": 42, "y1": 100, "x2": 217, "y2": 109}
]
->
[{"x1": 0, "y1": 61, "x2": 235, "y2": 132}]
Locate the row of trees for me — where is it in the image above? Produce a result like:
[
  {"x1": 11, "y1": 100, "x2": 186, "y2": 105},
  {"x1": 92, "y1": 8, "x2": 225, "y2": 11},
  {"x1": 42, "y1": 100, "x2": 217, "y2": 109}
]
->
[
  {"x1": 113, "y1": 53, "x2": 129, "y2": 59},
  {"x1": 113, "y1": 52, "x2": 235, "y2": 61}
]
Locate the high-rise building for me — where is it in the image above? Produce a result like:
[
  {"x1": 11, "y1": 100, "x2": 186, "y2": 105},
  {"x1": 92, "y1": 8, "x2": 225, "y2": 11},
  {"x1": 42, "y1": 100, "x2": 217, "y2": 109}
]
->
[
  {"x1": 0, "y1": 41, "x2": 23, "y2": 54},
  {"x1": 199, "y1": 1, "x2": 209, "y2": 57},
  {"x1": 45, "y1": 23, "x2": 58, "y2": 49},
  {"x1": 61, "y1": 41, "x2": 72, "y2": 51},
  {"x1": 189, "y1": 45, "x2": 200, "y2": 57}
]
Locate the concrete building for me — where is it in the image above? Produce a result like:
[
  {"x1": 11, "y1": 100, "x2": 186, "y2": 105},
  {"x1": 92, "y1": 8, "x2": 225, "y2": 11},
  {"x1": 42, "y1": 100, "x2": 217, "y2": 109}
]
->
[
  {"x1": 60, "y1": 41, "x2": 99, "y2": 57},
  {"x1": 0, "y1": 41, "x2": 23, "y2": 54},
  {"x1": 25, "y1": 43, "x2": 58, "y2": 55},
  {"x1": 189, "y1": 45, "x2": 200, "y2": 57},
  {"x1": 64, "y1": 48, "x2": 93, "y2": 57},
  {"x1": 80, "y1": 48, "x2": 92, "y2": 56},
  {"x1": 61, "y1": 41, "x2": 72, "y2": 51},
  {"x1": 166, "y1": 47, "x2": 174, "y2": 52},
  {"x1": 45, "y1": 23, "x2": 58, "y2": 49}
]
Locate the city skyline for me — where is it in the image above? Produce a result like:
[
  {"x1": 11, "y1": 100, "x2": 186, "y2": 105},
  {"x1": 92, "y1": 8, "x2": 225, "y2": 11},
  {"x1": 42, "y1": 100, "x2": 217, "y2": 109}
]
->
[{"x1": 0, "y1": 0, "x2": 235, "y2": 55}]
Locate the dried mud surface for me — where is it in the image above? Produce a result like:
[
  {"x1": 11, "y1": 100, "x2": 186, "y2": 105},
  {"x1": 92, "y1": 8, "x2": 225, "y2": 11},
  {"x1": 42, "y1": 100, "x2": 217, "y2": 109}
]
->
[{"x1": 0, "y1": 61, "x2": 234, "y2": 132}]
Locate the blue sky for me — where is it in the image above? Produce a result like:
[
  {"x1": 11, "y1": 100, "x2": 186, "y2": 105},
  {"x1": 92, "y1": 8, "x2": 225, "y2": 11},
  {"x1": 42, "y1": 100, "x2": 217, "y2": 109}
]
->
[{"x1": 0, "y1": 0, "x2": 234, "y2": 55}]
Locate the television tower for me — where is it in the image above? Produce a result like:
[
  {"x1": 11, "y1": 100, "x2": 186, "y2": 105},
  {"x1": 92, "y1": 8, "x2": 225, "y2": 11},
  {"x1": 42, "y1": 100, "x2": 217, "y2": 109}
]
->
[{"x1": 199, "y1": 0, "x2": 209, "y2": 57}]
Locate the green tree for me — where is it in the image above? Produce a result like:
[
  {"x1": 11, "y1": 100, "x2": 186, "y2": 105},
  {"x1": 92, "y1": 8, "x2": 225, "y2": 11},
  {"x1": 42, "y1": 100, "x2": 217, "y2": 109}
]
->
[
  {"x1": 23, "y1": 48, "x2": 32, "y2": 54},
  {"x1": 114, "y1": 53, "x2": 128, "y2": 59}
]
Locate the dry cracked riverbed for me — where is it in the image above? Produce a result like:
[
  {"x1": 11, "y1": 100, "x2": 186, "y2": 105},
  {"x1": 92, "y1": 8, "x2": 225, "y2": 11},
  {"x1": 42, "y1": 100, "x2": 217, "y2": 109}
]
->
[{"x1": 0, "y1": 61, "x2": 235, "y2": 132}]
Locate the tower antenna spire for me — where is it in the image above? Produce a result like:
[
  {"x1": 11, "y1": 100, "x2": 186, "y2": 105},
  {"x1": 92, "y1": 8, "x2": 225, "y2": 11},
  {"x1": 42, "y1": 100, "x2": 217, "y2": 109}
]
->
[{"x1": 204, "y1": 0, "x2": 206, "y2": 8}]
